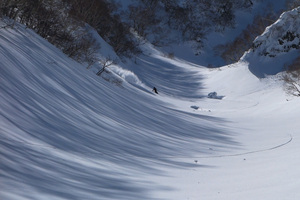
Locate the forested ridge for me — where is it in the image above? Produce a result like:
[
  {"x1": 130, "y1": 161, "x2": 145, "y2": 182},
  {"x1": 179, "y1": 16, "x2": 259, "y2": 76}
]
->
[{"x1": 1, "y1": 0, "x2": 299, "y2": 65}]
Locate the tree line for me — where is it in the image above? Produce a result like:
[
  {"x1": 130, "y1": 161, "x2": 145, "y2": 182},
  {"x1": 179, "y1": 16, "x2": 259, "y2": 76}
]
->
[
  {"x1": 6, "y1": 0, "x2": 297, "y2": 65},
  {"x1": 123, "y1": 0, "x2": 254, "y2": 50},
  {"x1": 0, "y1": 0, "x2": 140, "y2": 66},
  {"x1": 1, "y1": 0, "x2": 255, "y2": 59}
]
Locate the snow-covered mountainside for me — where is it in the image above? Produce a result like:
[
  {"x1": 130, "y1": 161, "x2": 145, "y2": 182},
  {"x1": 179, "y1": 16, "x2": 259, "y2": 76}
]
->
[
  {"x1": 1, "y1": 8, "x2": 300, "y2": 200},
  {"x1": 253, "y1": 7, "x2": 300, "y2": 57},
  {"x1": 242, "y1": 6, "x2": 300, "y2": 77}
]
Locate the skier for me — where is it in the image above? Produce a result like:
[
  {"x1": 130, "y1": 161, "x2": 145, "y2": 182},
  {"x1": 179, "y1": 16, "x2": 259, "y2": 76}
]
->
[{"x1": 152, "y1": 87, "x2": 158, "y2": 94}]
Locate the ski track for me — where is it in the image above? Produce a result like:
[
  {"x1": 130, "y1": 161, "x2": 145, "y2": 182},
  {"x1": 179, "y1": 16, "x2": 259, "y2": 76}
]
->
[
  {"x1": 197, "y1": 134, "x2": 293, "y2": 159},
  {"x1": 1, "y1": 134, "x2": 293, "y2": 160}
]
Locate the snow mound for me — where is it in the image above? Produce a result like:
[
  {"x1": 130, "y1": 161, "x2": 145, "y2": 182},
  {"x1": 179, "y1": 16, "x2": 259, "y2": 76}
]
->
[{"x1": 207, "y1": 92, "x2": 225, "y2": 100}]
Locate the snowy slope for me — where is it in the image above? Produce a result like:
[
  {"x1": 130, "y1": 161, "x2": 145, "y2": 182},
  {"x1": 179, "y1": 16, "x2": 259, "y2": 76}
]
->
[
  {"x1": 0, "y1": 20, "x2": 237, "y2": 200},
  {"x1": 1, "y1": 17, "x2": 300, "y2": 200}
]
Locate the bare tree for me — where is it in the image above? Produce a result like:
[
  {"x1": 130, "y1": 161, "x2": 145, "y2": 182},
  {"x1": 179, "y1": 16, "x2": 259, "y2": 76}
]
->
[
  {"x1": 96, "y1": 57, "x2": 117, "y2": 76},
  {"x1": 283, "y1": 56, "x2": 300, "y2": 96}
]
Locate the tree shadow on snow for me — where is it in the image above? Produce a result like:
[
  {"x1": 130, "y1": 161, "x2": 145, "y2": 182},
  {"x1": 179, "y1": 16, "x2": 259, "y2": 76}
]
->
[
  {"x1": 1, "y1": 29, "x2": 240, "y2": 199},
  {"x1": 129, "y1": 55, "x2": 206, "y2": 99},
  {"x1": 1, "y1": 78, "x2": 239, "y2": 199}
]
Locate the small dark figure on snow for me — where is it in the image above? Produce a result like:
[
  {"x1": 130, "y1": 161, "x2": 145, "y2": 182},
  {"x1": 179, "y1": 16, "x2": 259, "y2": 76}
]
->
[{"x1": 152, "y1": 87, "x2": 158, "y2": 94}]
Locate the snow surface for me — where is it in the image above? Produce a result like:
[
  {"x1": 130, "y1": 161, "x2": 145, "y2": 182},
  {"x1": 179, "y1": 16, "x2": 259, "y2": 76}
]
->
[{"x1": 1, "y1": 17, "x2": 300, "y2": 200}]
